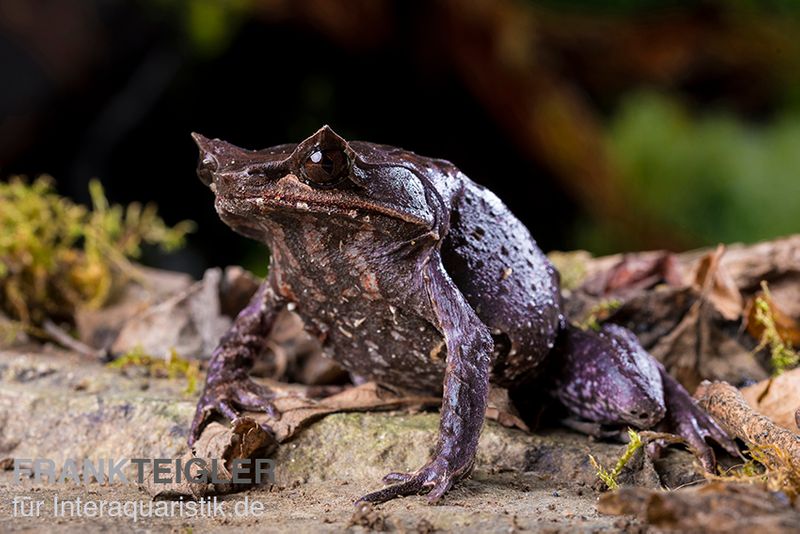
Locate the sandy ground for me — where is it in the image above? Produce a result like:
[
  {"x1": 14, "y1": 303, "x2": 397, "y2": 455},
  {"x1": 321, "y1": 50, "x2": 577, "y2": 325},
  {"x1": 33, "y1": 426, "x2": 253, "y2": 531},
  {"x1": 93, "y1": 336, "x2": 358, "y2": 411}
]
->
[
  {"x1": 0, "y1": 348, "x2": 662, "y2": 533},
  {"x1": 1, "y1": 471, "x2": 644, "y2": 533}
]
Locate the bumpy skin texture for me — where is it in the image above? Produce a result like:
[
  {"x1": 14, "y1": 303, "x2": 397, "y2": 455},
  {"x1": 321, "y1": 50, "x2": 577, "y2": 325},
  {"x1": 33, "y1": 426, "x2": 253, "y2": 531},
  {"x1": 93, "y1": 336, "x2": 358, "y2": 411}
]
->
[{"x1": 189, "y1": 126, "x2": 736, "y2": 503}]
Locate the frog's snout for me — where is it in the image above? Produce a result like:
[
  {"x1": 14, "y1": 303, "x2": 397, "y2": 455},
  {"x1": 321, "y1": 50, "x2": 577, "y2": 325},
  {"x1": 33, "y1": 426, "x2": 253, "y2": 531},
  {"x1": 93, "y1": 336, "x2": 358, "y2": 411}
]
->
[
  {"x1": 192, "y1": 132, "x2": 222, "y2": 186},
  {"x1": 622, "y1": 401, "x2": 666, "y2": 428}
]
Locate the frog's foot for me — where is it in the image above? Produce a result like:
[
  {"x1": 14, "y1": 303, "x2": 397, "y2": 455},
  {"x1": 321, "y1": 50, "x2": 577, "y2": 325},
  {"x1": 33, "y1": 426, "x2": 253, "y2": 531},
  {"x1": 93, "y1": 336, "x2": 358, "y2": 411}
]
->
[
  {"x1": 357, "y1": 456, "x2": 469, "y2": 504},
  {"x1": 660, "y1": 376, "x2": 740, "y2": 471},
  {"x1": 189, "y1": 372, "x2": 280, "y2": 446}
]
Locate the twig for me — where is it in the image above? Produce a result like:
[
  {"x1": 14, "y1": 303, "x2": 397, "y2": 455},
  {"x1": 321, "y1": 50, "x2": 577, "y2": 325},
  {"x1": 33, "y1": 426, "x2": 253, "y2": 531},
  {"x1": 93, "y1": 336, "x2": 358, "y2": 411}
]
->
[{"x1": 42, "y1": 320, "x2": 107, "y2": 360}]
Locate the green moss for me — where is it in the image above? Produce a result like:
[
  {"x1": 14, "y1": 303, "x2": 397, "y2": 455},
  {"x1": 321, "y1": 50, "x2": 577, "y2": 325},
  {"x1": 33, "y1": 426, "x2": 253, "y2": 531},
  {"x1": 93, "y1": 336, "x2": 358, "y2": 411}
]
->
[
  {"x1": 108, "y1": 346, "x2": 200, "y2": 394},
  {"x1": 0, "y1": 176, "x2": 194, "y2": 330},
  {"x1": 578, "y1": 299, "x2": 622, "y2": 331},
  {"x1": 754, "y1": 281, "x2": 799, "y2": 375},
  {"x1": 547, "y1": 250, "x2": 591, "y2": 291},
  {"x1": 589, "y1": 428, "x2": 643, "y2": 490},
  {"x1": 711, "y1": 444, "x2": 800, "y2": 499}
]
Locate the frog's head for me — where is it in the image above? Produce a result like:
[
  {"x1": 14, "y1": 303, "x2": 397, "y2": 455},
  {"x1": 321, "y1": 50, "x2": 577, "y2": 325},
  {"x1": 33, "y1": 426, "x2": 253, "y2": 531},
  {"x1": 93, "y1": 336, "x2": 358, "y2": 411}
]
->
[
  {"x1": 591, "y1": 324, "x2": 667, "y2": 428},
  {"x1": 556, "y1": 324, "x2": 666, "y2": 428},
  {"x1": 192, "y1": 126, "x2": 441, "y2": 243}
]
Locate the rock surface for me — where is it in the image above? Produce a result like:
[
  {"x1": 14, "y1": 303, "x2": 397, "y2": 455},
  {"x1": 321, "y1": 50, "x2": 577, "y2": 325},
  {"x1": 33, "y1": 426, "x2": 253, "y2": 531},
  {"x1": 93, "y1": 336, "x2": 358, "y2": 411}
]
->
[{"x1": 0, "y1": 347, "x2": 657, "y2": 532}]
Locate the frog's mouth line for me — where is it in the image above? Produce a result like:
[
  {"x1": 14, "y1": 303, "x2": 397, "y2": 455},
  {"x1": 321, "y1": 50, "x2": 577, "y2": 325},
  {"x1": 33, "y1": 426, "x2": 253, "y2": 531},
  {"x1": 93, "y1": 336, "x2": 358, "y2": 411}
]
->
[{"x1": 234, "y1": 193, "x2": 434, "y2": 229}]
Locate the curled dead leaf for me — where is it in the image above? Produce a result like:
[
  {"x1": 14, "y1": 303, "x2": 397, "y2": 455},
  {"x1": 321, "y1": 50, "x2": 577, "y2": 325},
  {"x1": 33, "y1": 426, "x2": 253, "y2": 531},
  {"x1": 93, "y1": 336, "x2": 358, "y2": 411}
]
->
[
  {"x1": 741, "y1": 368, "x2": 800, "y2": 433},
  {"x1": 691, "y1": 245, "x2": 743, "y2": 321}
]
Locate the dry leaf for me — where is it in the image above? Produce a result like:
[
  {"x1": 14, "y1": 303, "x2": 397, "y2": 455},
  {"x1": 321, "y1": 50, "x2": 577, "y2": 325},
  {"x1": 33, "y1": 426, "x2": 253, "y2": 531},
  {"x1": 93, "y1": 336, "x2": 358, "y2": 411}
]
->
[
  {"x1": 598, "y1": 482, "x2": 800, "y2": 532},
  {"x1": 486, "y1": 386, "x2": 529, "y2": 431},
  {"x1": 691, "y1": 245, "x2": 743, "y2": 321},
  {"x1": 112, "y1": 268, "x2": 231, "y2": 359},
  {"x1": 741, "y1": 369, "x2": 800, "y2": 432},
  {"x1": 581, "y1": 251, "x2": 684, "y2": 297},
  {"x1": 648, "y1": 303, "x2": 765, "y2": 392}
]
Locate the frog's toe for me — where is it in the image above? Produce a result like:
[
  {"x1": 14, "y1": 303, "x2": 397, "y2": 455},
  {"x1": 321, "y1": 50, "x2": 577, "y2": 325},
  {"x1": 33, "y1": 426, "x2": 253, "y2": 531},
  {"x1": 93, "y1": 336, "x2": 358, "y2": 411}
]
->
[
  {"x1": 189, "y1": 398, "x2": 236, "y2": 445},
  {"x1": 232, "y1": 385, "x2": 281, "y2": 420},
  {"x1": 188, "y1": 376, "x2": 280, "y2": 446},
  {"x1": 357, "y1": 477, "x2": 428, "y2": 504},
  {"x1": 382, "y1": 471, "x2": 414, "y2": 484},
  {"x1": 358, "y1": 458, "x2": 459, "y2": 504},
  {"x1": 665, "y1": 401, "x2": 740, "y2": 471}
]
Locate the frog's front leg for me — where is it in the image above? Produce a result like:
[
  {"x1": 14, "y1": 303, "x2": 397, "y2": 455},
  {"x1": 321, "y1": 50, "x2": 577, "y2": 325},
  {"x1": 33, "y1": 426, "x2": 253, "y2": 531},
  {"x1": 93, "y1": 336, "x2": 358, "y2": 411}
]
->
[
  {"x1": 552, "y1": 324, "x2": 738, "y2": 470},
  {"x1": 189, "y1": 280, "x2": 286, "y2": 445},
  {"x1": 657, "y1": 360, "x2": 740, "y2": 469},
  {"x1": 359, "y1": 260, "x2": 493, "y2": 504}
]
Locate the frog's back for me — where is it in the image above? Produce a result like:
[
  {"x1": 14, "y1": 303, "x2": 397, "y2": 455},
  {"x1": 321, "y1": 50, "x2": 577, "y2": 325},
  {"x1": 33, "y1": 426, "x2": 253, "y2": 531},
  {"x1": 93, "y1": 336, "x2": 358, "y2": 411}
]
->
[{"x1": 439, "y1": 173, "x2": 564, "y2": 386}]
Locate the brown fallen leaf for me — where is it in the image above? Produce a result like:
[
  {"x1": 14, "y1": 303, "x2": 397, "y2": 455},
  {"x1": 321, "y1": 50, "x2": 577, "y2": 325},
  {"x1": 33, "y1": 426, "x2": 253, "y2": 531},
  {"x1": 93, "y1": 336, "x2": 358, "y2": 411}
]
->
[
  {"x1": 581, "y1": 251, "x2": 684, "y2": 298},
  {"x1": 717, "y1": 235, "x2": 800, "y2": 294},
  {"x1": 76, "y1": 266, "x2": 193, "y2": 350},
  {"x1": 741, "y1": 368, "x2": 800, "y2": 433},
  {"x1": 144, "y1": 418, "x2": 278, "y2": 500},
  {"x1": 486, "y1": 386, "x2": 529, "y2": 431},
  {"x1": 598, "y1": 482, "x2": 800, "y2": 533},
  {"x1": 691, "y1": 245, "x2": 743, "y2": 321},
  {"x1": 112, "y1": 268, "x2": 232, "y2": 359},
  {"x1": 647, "y1": 302, "x2": 765, "y2": 392}
]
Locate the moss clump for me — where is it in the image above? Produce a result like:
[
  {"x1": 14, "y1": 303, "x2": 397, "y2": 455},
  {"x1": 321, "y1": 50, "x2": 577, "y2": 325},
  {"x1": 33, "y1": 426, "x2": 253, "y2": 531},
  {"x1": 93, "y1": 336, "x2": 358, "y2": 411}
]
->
[
  {"x1": 589, "y1": 428, "x2": 643, "y2": 490},
  {"x1": 108, "y1": 346, "x2": 200, "y2": 394},
  {"x1": 710, "y1": 444, "x2": 800, "y2": 500},
  {"x1": 0, "y1": 176, "x2": 194, "y2": 328},
  {"x1": 753, "y1": 281, "x2": 799, "y2": 375},
  {"x1": 578, "y1": 299, "x2": 622, "y2": 331},
  {"x1": 547, "y1": 250, "x2": 591, "y2": 291}
]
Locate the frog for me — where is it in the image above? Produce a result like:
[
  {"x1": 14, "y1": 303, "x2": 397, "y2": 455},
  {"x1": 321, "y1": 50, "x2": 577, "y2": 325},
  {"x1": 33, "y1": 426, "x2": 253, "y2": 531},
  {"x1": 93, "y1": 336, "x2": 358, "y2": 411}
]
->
[{"x1": 188, "y1": 125, "x2": 737, "y2": 504}]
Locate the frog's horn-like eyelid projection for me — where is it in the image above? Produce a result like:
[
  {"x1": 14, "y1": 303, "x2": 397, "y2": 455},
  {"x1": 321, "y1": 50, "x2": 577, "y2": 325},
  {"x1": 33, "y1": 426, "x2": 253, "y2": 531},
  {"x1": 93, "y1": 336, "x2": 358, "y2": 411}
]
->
[
  {"x1": 290, "y1": 125, "x2": 355, "y2": 165},
  {"x1": 294, "y1": 126, "x2": 450, "y2": 237}
]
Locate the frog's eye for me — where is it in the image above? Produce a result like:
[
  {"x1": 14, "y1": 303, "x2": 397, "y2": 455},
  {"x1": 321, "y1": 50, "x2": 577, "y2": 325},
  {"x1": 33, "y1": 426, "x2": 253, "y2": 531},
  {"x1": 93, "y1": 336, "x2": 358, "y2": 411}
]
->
[{"x1": 301, "y1": 148, "x2": 350, "y2": 187}]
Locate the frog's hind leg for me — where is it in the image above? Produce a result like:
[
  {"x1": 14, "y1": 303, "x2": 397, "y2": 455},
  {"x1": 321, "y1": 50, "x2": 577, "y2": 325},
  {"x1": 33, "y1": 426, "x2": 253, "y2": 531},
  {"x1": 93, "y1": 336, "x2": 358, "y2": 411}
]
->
[{"x1": 550, "y1": 323, "x2": 738, "y2": 470}]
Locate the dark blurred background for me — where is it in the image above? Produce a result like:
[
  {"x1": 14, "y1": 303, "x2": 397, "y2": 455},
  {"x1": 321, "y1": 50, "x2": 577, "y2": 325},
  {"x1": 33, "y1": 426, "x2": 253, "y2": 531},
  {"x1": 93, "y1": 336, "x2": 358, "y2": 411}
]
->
[{"x1": 2, "y1": 0, "x2": 799, "y2": 278}]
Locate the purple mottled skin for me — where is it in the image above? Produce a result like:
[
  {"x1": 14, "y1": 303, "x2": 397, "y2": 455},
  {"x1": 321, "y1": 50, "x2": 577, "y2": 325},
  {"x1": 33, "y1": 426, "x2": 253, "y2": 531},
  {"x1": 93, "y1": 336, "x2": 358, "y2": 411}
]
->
[{"x1": 189, "y1": 126, "x2": 737, "y2": 504}]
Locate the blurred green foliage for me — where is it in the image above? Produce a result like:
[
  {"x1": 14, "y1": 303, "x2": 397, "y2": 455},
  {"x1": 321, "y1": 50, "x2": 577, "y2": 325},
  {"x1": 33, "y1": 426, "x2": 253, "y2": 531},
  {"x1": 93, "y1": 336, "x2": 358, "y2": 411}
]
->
[
  {"x1": 593, "y1": 91, "x2": 800, "y2": 250},
  {"x1": 147, "y1": 0, "x2": 253, "y2": 56}
]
